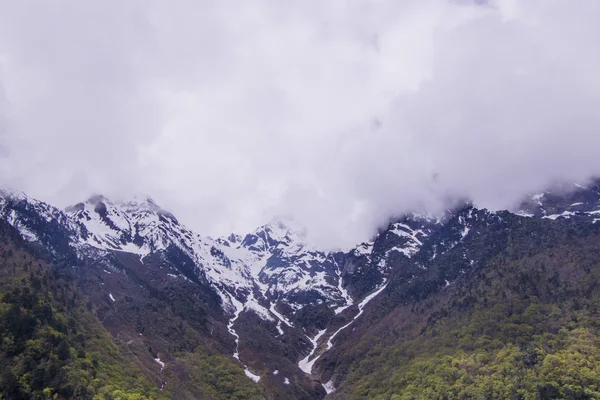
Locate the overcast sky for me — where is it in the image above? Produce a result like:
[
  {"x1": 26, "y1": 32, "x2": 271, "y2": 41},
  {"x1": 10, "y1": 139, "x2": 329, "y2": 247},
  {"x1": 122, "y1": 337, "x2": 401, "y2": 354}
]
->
[{"x1": 1, "y1": 0, "x2": 599, "y2": 247}]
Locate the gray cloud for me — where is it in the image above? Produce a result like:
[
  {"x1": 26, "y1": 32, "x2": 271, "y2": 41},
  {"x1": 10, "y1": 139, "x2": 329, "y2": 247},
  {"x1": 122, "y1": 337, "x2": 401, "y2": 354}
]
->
[
  {"x1": 0, "y1": 77, "x2": 8, "y2": 160},
  {"x1": 1, "y1": 0, "x2": 599, "y2": 248}
]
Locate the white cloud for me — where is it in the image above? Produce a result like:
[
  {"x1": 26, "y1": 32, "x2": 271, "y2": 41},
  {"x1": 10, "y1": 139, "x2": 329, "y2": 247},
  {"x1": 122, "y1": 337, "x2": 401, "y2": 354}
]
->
[{"x1": 0, "y1": 0, "x2": 599, "y2": 248}]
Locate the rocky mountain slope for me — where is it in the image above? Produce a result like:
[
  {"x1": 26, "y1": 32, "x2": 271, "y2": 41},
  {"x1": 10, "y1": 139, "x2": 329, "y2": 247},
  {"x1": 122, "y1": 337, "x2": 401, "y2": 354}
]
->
[
  {"x1": 2, "y1": 179, "x2": 600, "y2": 398},
  {"x1": 312, "y1": 181, "x2": 600, "y2": 398}
]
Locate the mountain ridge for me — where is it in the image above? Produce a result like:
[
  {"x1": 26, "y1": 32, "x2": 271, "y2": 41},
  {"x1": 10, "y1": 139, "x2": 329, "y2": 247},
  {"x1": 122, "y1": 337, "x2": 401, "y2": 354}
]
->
[{"x1": 2, "y1": 178, "x2": 600, "y2": 398}]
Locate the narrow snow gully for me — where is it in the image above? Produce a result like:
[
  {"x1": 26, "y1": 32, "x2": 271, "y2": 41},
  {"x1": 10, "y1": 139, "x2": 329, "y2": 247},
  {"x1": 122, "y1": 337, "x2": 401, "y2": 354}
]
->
[
  {"x1": 154, "y1": 356, "x2": 166, "y2": 391},
  {"x1": 332, "y1": 257, "x2": 353, "y2": 315},
  {"x1": 297, "y1": 281, "x2": 389, "y2": 381},
  {"x1": 154, "y1": 356, "x2": 165, "y2": 372},
  {"x1": 270, "y1": 300, "x2": 293, "y2": 337},
  {"x1": 326, "y1": 282, "x2": 388, "y2": 350},
  {"x1": 298, "y1": 329, "x2": 327, "y2": 374},
  {"x1": 221, "y1": 290, "x2": 262, "y2": 383},
  {"x1": 270, "y1": 300, "x2": 294, "y2": 328}
]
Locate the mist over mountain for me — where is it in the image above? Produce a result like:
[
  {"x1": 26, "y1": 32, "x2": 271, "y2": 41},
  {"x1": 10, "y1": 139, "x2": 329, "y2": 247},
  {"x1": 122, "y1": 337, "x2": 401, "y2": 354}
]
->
[
  {"x1": 1, "y1": 0, "x2": 600, "y2": 248},
  {"x1": 2, "y1": 1, "x2": 600, "y2": 398}
]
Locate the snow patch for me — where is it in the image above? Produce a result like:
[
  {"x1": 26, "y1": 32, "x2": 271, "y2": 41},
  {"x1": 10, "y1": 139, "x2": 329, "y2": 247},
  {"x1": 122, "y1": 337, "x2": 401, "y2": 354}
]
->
[
  {"x1": 514, "y1": 211, "x2": 534, "y2": 217},
  {"x1": 353, "y1": 242, "x2": 373, "y2": 256},
  {"x1": 244, "y1": 369, "x2": 261, "y2": 383},
  {"x1": 387, "y1": 223, "x2": 425, "y2": 258},
  {"x1": 461, "y1": 226, "x2": 470, "y2": 239},
  {"x1": 246, "y1": 293, "x2": 275, "y2": 322},
  {"x1": 154, "y1": 357, "x2": 165, "y2": 372},
  {"x1": 543, "y1": 211, "x2": 576, "y2": 220},
  {"x1": 298, "y1": 329, "x2": 327, "y2": 374},
  {"x1": 323, "y1": 380, "x2": 336, "y2": 394},
  {"x1": 270, "y1": 301, "x2": 294, "y2": 327}
]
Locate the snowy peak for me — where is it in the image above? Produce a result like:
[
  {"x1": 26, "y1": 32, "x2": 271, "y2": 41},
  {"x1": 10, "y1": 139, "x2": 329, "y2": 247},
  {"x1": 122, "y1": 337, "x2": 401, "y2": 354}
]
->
[
  {"x1": 240, "y1": 218, "x2": 306, "y2": 253},
  {"x1": 516, "y1": 179, "x2": 600, "y2": 221},
  {"x1": 214, "y1": 219, "x2": 345, "y2": 309},
  {"x1": 67, "y1": 195, "x2": 131, "y2": 246},
  {"x1": 360, "y1": 212, "x2": 443, "y2": 276},
  {"x1": 0, "y1": 188, "x2": 73, "y2": 232},
  {"x1": 0, "y1": 187, "x2": 29, "y2": 203},
  {"x1": 351, "y1": 242, "x2": 373, "y2": 258},
  {"x1": 385, "y1": 213, "x2": 441, "y2": 257},
  {"x1": 65, "y1": 194, "x2": 193, "y2": 257},
  {"x1": 68, "y1": 193, "x2": 172, "y2": 220},
  {"x1": 0, "y1": 189, "x2": 79, "y2": 258},
  {"x1": 119, "y1": 194, "x2": 161, "y2": 212}
]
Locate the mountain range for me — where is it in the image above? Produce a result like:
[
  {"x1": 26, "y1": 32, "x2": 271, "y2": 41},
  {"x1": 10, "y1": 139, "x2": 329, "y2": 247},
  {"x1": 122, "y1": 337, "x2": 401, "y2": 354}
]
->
[{"x1": 1, "y1": 179, "x2": 600, "y2": 399}]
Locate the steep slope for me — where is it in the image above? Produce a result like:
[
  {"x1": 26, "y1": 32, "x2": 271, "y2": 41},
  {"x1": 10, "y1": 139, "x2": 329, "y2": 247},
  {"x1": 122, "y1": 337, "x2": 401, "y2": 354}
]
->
[
  {"x1": 0, "y1": 219, "x2": 166, "y2": 399},
  {"x1": 0, "y1": 192, "x2": 271, "y2": 398},
  {"x1": 0, "y1": 216, "x2": 267, "y2": 399},
  {"x1": 0, "y1": 189, "x2": 79, "y2": 263},
  {"x1": 312, "y1": 203, "x2": 600, "y2": 398}
]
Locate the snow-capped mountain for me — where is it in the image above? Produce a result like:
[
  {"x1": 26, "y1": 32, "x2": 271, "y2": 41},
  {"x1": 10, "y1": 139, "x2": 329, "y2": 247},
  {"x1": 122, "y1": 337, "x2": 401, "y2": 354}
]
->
[
  {"x1": 3, "y1": 179, "x2": 600, "y2": 398},
  {"x1": 63, "y1": 194, "x2": 352, "y2": 319},
  {"x1": 0, "y1": 188, "x2": 80, "y2": 261},
  {"x1": 66, "y1": 194, "x2": 193, "y2": 257},
  {"x1": 8, "y1": 182, "x2": 598, "y2": 330},
  {"x1": 0, "y1": 188, "x2": 434, "y2": 382},
  {"x1": 516, "y1": 181, "x2": 600, "y2": 221},
  {"x1": 0, "y1": 190, "x2": 360, "y2": 324}
]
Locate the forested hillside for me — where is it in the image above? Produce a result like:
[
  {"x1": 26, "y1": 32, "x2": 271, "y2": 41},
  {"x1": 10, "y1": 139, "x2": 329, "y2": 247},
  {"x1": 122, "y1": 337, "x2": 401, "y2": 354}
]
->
[
  {"x1": 322, "y1": 216, "x2": 600, "y2": 399},
  {"x1": 0, "y1": 220, "x2": 264, "y2": 400}
]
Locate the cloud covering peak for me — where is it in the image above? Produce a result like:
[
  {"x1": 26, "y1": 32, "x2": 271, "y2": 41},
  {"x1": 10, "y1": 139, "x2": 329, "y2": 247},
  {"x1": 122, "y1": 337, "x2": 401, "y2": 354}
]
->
[{"x1": 1, "y1": 0, "x2": 599, "y2": 247}]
